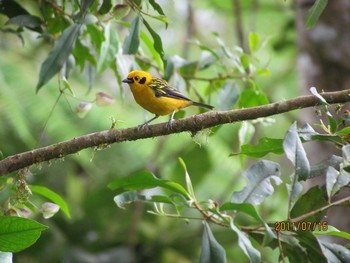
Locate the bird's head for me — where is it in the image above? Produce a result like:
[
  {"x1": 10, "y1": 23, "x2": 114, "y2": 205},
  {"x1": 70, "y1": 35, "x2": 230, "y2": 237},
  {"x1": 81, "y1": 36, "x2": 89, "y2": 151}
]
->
[{"x1": 122, "y1": 70, "x2": 152, "y2": 88}]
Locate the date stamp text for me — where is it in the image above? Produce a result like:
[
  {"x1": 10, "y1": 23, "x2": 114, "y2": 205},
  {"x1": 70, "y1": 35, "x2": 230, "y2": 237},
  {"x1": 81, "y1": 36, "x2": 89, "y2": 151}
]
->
[{"x1": 274, "y1": 221, "x2": 328, "y2": 232}]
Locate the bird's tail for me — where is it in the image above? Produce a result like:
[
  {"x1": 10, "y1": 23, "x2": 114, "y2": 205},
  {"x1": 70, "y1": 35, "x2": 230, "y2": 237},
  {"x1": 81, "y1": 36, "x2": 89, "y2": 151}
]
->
[{"x1": 192, "y1": 101, "x2": 214, "y2": 110}]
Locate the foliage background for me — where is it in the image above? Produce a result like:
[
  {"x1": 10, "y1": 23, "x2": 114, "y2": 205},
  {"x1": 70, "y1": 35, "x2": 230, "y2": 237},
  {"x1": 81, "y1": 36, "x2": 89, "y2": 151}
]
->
[{"x1": 1, "y1": 0, "x2": 348, "y2": 262}]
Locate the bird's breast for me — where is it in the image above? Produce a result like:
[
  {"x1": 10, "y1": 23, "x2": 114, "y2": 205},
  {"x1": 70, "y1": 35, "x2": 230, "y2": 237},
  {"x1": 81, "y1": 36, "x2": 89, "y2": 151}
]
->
[{"x1": 130, "y1": 85, "x2": 192, "y2": 116}]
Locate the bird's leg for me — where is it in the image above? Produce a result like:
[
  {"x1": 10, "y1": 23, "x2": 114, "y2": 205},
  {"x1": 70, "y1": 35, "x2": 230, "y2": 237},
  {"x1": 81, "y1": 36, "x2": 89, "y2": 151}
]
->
[
  {"x1": 166, "y1": 111, "x2": 177, "y2": 130},
  {"x1": 139, "y1": 115, "x2": 159, "y2": 129}
]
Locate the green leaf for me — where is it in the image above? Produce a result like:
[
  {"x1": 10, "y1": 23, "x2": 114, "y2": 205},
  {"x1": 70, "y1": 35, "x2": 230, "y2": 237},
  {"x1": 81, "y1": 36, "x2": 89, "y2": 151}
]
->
[
  {"x1": 142, "y1": 17, "x2": 167, "y2": 69},
  {"x1": 149, "y1": 0, "x2": 166, "y2": 17},
  {"x1": 256, "y1": 68, "x2": 270, "y2": 76},
  {"x1": 97, "y1": 21, "x2": 118, "y2": 72},
  {"x1": 178, "y1": 60, "x2": 198, "y2": 76},
  {"x1": 314, "y1": 226, "x2": 350, "y2": 240},
  {"x1": 139, "y1": 30, "x2": 163, "y2": 69},
  {"x1": 239, "y1": 89, "x2": 269, "y2": 108},
  {"x1": 108, "y1": 170, "x2": 191, "y2": 199},
  {"x1": 326, "y1": 167, "x2": 350, "y2": 200},
  {"x1": 290, "y1": 186, "x2": 327, "y2": 223},
  {"x1": 236, "y1": 137, "x2": 284, "y2": 158},
  {"x1": 306, "y1": 0, "x2": 328, "y2": 29},
  {"x1": 111, "y1": 4, "x2": 131, "y2": 19},
  {"x1": 123, "y1": 16, "x2": 140, "y2": 54},
  {"x1": 230, "y1": 220, "x2": 260, "y2": 263},
  {"x1": 249, "y1": 32, "x2": 260, "y2": 53},
  {"x1": 36, "y1": 24, "x2": 81, "y2": 91},
  {"x1": 86, "y1": 24, "x2": 105, "y2": 51},
  {"x1": 299, "y1": 123, "x2": 343, "y2": 145},
  {"x1": 283, "y1": 122, "x2": 310, "y2": 180},
  {"x1": 220, "y1": 202, "x2": 275, "y2": 244},
  {"x1": 309, "y1": 155, "x2": 343, "y2": 178},
  {"x1": 98, "y1": 0, "x2": 112, "y2": 15},
  {"x1": 178, "y1": 158, "x2": 196, "y2": 199},
  {"x1": 320, "y1": 241, "x2": 350, "y2": 262},
  {"x1": 113, "y1": 191, "x2": 173, "y2": 209},
  {"x1": 231, "y1": 160, "x2": 281, "y2": 205},
  {"x1": 0, "y1": 216, "x2": 48, "y2": 252},
  {"x1": 337, "y1": 126, "x2": 350, "y2": 136},
  {"x1": 0, "y1": 0, "x2": 28, "y2": 18},
  {"x1": 30, "y1": 185, "x2": 71, "y2": 218},
  {"x1": 295, "y1": 231, "x2": 328, "y2": 263},
  {"x1": 62, "y1": 77, "x2": 74, "y2": 95},
  {"x1": 240, "y1": 54, "x2": 250, "y2": 70},
  {"x1": 78, "y1": 0, "x2": 95, "y2": 21},
  {"x1": 73, "y1": 38, "x2": 96, "y2": 71},
  {"x1": 6, "y1": 14, "x2": 42, "y2": 31},
  {"x1": 200, "y1": 221, "x2": 227, "y2": 263}
]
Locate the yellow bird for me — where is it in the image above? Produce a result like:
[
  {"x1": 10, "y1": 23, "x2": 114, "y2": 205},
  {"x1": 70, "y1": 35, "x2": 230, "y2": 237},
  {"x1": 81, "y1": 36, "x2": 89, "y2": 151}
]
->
[{"x1": 122, "y1": 70, "x2": 214, "y2": 128}]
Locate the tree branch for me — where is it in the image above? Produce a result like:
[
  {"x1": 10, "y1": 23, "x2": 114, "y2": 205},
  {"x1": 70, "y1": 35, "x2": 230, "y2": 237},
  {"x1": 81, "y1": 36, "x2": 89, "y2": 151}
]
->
[
  {"x1": 290, "y1": 195, "x2": 350, "y2": 223},
  {"x1": 1, "y1": 89, "x2": 350, "y2": 176}
]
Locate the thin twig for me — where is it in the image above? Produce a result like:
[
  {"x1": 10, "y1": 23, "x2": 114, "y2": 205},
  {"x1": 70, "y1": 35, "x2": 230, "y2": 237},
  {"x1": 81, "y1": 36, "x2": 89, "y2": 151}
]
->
[
  {"x1": 1, "y1": 89, "x2": 350, "y2": 176},
  {"x1": 290, "y1": 195, "x2": 350, "y2": 223}
]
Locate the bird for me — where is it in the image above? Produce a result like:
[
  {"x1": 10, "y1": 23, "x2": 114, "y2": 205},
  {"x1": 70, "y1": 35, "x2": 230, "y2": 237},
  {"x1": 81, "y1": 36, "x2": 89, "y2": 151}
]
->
[{"x1": 122, "y1": 70, "x2": 214, "y2": 128}]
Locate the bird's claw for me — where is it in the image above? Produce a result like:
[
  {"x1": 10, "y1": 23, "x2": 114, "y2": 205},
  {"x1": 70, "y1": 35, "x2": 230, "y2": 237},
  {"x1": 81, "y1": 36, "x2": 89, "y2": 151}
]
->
[
  {"x1": 166, "y1": 119, "x2": 174, "y2": 130},
  {"x1": 138, "y1": 123, "x2": 150, "y2": 130}
]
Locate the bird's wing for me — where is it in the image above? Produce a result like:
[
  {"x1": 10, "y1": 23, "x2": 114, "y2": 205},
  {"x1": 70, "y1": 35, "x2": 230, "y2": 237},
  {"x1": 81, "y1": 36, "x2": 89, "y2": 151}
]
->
[{"x1": 149, "y1": 78, "x2": 192, "y2": 101}]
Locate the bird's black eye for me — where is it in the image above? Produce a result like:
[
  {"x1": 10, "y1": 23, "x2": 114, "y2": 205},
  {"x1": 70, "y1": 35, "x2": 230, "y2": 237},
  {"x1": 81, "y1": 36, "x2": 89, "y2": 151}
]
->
[
  {"x1": 139, "y1": 77, "x2": 146, "y2": 84},
  {"x1": 134, "y1": 76, "x2": 140, "y2": 81}
]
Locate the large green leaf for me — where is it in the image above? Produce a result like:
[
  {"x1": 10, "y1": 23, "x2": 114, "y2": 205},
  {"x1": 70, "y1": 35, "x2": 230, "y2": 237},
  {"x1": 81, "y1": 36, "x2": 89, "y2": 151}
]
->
[
  {"x1": 326, "y1": 167, "x2": 350, "y2": 200},
  {"x1": 122, "y1": 16, "x2": 140, "y2": 54},
  {"x1": 200, "y1": 221, "x2": 227, "y2": 263},
  {"x1": 113, "y1": 191, "x2": 173, "y2": 209},
  {"x1": 309, "y1": 155, "x2": 343, "y2": 178},
  {"x1": 320, "y1": 241, "x2": 350, "y2": 262},
  {"x1": 314, "y1": 225, "x2": 350, "y2": 240},
  {"x1": 149, "y1": 0, "x2": 166, "y2": 17},
  {"x1": 284, "y1": 122, "x2": 310, "y2": 206},
  {"x1": 220, "y1": 202, "x2": 275, "y2": 243},
  {"x1": 290, "y1": 186, "x2": 327, "y2": 223},
  {"x1": 295, "y1": 231, "x2": 328, "y2": 263},
  {"x1": 36, "y1": 24, "x2": 81, "y2": 91},
  {"x1": 30, "y1": 185, "x2": 71, "y2": 218},
  {"x1": 283, "y1": 122, "x2": 310, "y2": 180},
  {"x1": 142, "y1": 17, "x2": 167, "y2": 69},
  {"x1": 108, "y1": 170, "x2": 190, "y2": 200},
  {"x1": 0, "y1": 216, "x2": 48, "y2": 252},
  {"x1": 231, "y1": 160, "x2": 281, "y2": 205},
  {"x1": 6, "y1": 14, "x2": 42, "y2": 31},
  {"x1": 236, "y1": 137, "x2": 284, "y2": 158},
  {"x1": 230, "y1": 220, "x2": 260, "y2": 263}
]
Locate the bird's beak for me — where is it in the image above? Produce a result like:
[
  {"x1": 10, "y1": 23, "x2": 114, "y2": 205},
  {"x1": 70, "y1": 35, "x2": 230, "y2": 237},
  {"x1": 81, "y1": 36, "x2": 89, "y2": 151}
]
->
[{"x1": 122, "y1": 78, "x2": 133, "y2": 84}]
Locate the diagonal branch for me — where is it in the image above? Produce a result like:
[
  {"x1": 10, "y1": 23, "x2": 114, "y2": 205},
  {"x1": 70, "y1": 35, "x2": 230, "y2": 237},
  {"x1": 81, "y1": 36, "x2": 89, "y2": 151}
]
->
[{"x1": 1, "y1": 89, "x2": 350, "y2": 176}]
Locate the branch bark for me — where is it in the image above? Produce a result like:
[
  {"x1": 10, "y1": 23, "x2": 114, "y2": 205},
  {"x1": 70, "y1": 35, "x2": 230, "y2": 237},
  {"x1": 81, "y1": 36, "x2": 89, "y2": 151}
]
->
[{"x1": 1, "y1": 89, "x2": 350, "y2": 176}]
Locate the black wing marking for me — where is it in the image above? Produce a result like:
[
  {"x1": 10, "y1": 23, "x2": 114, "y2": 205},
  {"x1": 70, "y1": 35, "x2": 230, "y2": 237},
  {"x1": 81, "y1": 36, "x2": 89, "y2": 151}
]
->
[{"x1": 149, "y1": 78, "x2": 192, "y2": 102}]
